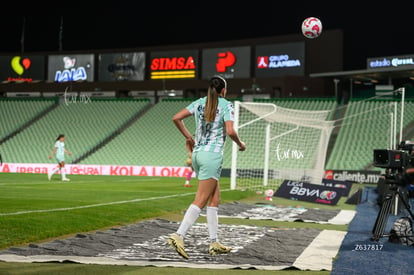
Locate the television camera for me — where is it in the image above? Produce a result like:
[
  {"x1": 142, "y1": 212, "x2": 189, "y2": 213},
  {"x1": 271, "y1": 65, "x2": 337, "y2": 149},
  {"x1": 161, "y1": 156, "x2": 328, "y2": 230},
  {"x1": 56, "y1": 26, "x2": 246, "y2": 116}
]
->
[
  {"x1": 372, "y1": 140, "x2": 414, "y2": 241},
  {"x1": 373, "y1": 140, "x2": 414, "y2": 185}
]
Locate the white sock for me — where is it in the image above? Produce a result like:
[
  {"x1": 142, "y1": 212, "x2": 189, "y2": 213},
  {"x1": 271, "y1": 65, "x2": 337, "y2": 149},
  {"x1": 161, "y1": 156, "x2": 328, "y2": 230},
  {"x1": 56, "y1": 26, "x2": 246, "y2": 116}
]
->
[
  {"x1": 206, "y1": 206, "x2": 218, "y2": 243},
  {"x1": 176, "y1": 204, "x2": 201, "y2": 238},
  {"x1": 51, "y1": 168, "x2": 60, "y2": 175},
  {"x1": 61, "y1": 168, "x2": 66, "y2": 179}
]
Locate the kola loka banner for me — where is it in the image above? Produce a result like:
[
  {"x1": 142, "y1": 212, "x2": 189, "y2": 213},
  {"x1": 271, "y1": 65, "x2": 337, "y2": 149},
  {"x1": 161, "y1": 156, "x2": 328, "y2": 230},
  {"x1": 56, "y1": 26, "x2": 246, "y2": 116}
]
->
[{"x1": 0, "y1": 163, "x2": 193, "y2": 178}]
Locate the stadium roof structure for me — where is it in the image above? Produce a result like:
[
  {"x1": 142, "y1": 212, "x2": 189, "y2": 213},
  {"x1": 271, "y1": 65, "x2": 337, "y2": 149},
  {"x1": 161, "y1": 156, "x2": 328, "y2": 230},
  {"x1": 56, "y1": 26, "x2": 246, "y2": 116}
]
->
[
  {"x1": 309, "y1": 67, "x2": 414, "y2": 83},
  {"x1": 309, "y1": 66, "x2": 414, "y2": 100}
]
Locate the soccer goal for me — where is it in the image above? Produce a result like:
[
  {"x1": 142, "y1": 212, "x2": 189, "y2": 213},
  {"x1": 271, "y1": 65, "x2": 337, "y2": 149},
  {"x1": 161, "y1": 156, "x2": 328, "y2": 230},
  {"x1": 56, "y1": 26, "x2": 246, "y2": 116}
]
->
[{"x1": 230, "y1": 101, "x2": 335, "y2": 191}]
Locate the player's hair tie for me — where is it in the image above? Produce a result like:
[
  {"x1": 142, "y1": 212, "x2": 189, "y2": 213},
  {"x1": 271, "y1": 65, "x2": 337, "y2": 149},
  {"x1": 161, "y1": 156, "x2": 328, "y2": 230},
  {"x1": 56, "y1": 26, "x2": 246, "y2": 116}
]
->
[{"x1": 209, "y1": 75, "x2": 227, "y2": 92}]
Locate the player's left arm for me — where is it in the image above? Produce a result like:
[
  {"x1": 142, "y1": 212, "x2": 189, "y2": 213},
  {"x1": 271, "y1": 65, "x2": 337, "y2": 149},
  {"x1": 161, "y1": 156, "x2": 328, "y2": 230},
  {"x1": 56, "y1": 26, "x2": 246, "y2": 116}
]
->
[
  {"x1": 224, "y1": 102, "x2": 246, "y2": 151},
  {"x1": 64, "y1": 149, "x2": 73, "y2": 156}
]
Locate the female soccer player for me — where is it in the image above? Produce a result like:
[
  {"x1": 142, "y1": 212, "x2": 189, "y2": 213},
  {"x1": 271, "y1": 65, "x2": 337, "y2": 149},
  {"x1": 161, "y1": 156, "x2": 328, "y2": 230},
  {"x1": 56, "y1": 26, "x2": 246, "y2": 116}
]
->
[
  {"x1": 48, "y1": 134, "x2": 73, "y2": 181},
  {"x1": 168, "y1": 75, "x2": 246, "y2": 259}
]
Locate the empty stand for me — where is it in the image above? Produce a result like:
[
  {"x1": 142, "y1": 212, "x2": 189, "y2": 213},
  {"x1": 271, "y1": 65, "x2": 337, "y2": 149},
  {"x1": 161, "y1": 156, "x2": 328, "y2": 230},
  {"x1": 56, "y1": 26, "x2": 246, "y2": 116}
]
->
[
  {"x1": 0, "y1": 99, "x2": 150, "y2": 163},
  {"x1": 0, "y1": 98, "x2": 57, "y2": 141},
  {"x1": 81, "y1": 99, "x2": 196, "y2": 166},
  {"x1": 325, "y1": 99, "x2": 414, "y2": 170}
]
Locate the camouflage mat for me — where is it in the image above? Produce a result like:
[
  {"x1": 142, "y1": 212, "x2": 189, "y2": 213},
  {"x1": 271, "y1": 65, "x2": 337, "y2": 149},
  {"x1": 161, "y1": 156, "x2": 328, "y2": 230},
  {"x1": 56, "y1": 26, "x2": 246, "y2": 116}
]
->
[
  {"x1": 201, "y1": 201, "x2": 355, "y2": 225},
  {"x1": 0, "y1": 219, "x2": 346, "y2": 271}
]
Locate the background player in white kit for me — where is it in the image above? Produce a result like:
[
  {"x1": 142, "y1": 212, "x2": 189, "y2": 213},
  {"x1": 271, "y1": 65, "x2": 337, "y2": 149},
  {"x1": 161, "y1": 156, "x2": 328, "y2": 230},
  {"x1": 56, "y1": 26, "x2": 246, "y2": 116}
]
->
[{"x1": 48, "y1": 134, "x2": 73, "y2": 181}]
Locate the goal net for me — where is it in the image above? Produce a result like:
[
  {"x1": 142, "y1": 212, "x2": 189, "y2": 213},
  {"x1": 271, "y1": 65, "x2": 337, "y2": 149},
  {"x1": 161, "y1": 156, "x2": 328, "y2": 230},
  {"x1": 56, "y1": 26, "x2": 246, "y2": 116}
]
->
[
  {"x1": 325, "y1": 89, "x2": 409, "y2": 172},
  {"x1": 230, "y1": 101, "x2": 335, "y2": 191}
]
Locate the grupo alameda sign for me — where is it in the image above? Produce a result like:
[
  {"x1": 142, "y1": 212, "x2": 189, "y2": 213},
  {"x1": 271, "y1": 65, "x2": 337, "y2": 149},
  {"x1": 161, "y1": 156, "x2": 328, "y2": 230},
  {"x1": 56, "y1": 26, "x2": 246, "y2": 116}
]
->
[
  {"x1": 255, "y1": 42, "x2": 305, "y2": 77},
  {"x1": 367, "y1": 54, "x2": 414, "y2": 70},
  {"x1": 258, "y1": 55, "x2": 301, "y2": 68}
]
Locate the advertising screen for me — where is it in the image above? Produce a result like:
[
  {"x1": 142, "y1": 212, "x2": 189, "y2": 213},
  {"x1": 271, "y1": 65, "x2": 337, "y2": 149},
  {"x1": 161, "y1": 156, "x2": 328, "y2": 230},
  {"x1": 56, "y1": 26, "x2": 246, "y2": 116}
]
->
[
  {"x1": 0, "y1": 55, "x2": 45, "y2": 82},
  {"x1": 48, "y1": 54, "x2": 94, "y2": 82},
  {"x1": 367, "y1": 54, "x2": 414, "y2": 70},
  {"x1": 149, "y1": 50, "x2": 198, "y2": 79},
  {"x1": 201, "y1": 46, "x2": 250, "y2": 79},
  {"x1": 98, "y1": 52, "x2": 145, "y2": 81},
  {"x1": 255, "y1": 42, "x2": 305, "y2": 77}
]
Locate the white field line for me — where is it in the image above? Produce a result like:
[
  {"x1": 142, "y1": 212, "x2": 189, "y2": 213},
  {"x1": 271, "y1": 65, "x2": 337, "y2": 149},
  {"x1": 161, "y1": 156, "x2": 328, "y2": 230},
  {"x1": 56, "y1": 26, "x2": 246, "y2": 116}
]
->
[
  {"x1": 0, "y1": 177, "x2": 162, "y2": 186},
  {"x1": 0, "y1": 189, "x2": 231, "y2": 217}
]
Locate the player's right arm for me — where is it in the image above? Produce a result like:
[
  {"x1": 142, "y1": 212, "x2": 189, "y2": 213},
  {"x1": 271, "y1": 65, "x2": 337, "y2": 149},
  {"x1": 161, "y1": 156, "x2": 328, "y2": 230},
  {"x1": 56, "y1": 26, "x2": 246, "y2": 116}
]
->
[
  {"x1": 173, "y1": 108, "x2": 195, "y2": 152},
  {"x1": 49, "y1": 147, "x2": 56, "y2": 159}
]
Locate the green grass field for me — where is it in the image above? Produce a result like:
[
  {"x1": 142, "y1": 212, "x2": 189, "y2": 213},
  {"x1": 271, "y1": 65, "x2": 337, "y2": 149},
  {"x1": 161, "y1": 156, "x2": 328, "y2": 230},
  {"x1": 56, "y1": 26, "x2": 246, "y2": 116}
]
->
[{"x1": 0, "y1": 173, "x2": 360, "y2": 274}]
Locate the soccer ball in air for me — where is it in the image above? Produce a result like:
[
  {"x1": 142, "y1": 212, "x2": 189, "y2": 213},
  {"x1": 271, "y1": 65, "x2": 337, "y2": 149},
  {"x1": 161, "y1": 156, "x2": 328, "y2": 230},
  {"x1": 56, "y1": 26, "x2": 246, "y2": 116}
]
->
[{"x1": 301, "y1": 17, "x2": 322, "y2": 39}]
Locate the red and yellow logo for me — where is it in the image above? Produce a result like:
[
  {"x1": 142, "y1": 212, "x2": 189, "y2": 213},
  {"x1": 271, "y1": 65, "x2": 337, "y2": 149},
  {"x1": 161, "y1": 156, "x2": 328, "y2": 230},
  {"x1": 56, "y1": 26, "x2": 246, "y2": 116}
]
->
[
  {"x1": 150, "y1": 56, "x2": 196, "y2": 79},
  {"x1": 11, "y1": 56, "x2": 31, "y2": 75}
]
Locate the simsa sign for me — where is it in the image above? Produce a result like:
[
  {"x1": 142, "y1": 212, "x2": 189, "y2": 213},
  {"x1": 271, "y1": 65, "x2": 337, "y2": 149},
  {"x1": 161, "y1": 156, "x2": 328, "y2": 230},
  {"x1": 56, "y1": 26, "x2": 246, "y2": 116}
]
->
[
  {"x1": 48, "y1": 54, "x2": 94, "y2": 82},
  {"x1": 149, "y1": 50, "x2": 198, "y2": 79},
  {"x1": 255, "y1": 42, "x2": 305, "y2": 77}
]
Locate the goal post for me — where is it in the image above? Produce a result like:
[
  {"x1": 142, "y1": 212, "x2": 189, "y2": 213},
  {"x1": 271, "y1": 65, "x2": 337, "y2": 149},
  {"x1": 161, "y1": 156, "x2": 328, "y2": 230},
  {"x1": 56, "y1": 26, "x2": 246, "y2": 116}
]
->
[{"x1": 230, "y1": 101, "x2": 335, "y2": 191}]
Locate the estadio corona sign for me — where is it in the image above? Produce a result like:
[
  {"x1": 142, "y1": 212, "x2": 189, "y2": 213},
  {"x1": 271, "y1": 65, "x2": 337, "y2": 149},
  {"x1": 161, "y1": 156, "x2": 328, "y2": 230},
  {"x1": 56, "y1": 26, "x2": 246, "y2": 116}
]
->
[
  {"x1": 367, "y1": 54, "x2": 414, "y2": 70},
  {"x1": 150, "y1": 50, "x2": 198, "y2": 79}
]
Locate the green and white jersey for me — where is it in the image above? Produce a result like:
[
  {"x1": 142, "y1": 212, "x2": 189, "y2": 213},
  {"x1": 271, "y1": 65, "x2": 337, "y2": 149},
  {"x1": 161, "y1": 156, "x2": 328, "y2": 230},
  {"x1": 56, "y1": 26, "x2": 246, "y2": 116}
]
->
[
  {"x1": 186, "y1": 96, "x2": 234, "y2": 153},
  {"x1": 55, "y1": 141, "x2": 65, "y2": 159}
]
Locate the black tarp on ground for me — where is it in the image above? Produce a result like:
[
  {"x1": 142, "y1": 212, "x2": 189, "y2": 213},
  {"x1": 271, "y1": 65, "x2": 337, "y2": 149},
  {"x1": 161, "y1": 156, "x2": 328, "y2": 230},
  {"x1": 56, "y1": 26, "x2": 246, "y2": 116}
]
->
[
  {"x1": 200, "y1": 201, "x2": 355, "y2": 224},
  {"x1": 0, "y1": 207, "x2": 347, "y2": 271}
]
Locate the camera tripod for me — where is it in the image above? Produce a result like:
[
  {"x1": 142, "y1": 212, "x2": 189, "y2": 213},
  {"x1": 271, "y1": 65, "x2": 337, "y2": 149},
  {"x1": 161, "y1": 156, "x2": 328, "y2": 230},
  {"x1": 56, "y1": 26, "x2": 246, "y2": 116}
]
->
[{"x1": 372, "y1": 183, "x2": 414, "y2": 241}]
